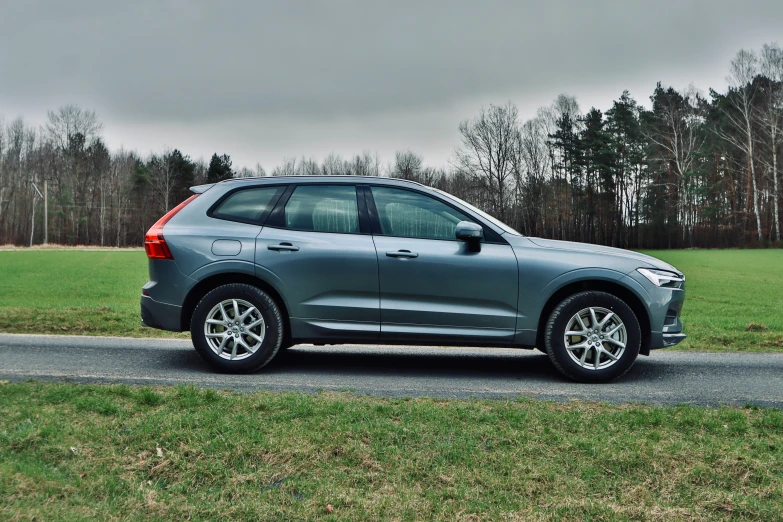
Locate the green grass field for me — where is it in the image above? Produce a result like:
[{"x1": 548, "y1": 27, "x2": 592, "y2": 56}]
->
[
  {"x1": 0, "y1": 249, "x2": 186, "y2": 339},
  {"x1": 642, "y1": 249, "x2": 783, "y2": 351},
  {"x1": 2, "y1": 381, "x2": 782, "y2": 521},
  {"x1": 0, "y1": 248, "x2": 781, "y2": 351}
]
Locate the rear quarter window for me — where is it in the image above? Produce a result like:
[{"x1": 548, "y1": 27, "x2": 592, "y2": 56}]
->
[{"x1": 211, "y1": 187, "x2": 282, "y2": 223}]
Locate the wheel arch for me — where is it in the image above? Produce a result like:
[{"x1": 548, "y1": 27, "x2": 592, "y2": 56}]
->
[
  {"x1": 535, "y1": 277, "x2": 652, "y2": 356},
  {"x1": 181, "y1": 272, "x2": 291, "y2": 346}
]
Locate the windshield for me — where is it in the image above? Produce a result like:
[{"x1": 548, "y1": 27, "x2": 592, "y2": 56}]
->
[{"x1": 433, "y1": 189, "x2": 522, "y2": 236}]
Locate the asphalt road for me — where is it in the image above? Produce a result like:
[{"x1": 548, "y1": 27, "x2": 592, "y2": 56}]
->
[{"x1": 1, "y1": 333, "x2": 782, "y2": 408}]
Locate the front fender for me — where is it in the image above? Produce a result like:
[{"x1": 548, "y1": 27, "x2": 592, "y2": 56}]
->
[
  {"x1": 514, "y1": 267, "x2": 652, "y2": 347},
  {"x1": 542, "y1": 268, "x2": 650, "y2": 305}
]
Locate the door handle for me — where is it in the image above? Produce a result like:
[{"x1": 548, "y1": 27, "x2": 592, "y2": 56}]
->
[
  {"x1": 268, "y1": 242, "x2": 299, "y2": 252},
  {"x1": 386, "y1": 250, "x2": 418, "y2": 259}
]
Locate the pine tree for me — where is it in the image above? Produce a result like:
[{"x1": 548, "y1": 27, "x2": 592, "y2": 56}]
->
[
  {"x1": 606, "y1": 91, "x2": 645, "y2": 247},
  {"x1": 206, "y1": 153, "x2": 234, "y2": 184},
  {"x1": 579, "y1": 108, "x2": 614, "y2": 244}
]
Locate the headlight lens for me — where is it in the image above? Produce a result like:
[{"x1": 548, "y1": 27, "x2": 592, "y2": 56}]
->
[{"x1": 637, "y1": 268, "x2": 684, "y2": 288}]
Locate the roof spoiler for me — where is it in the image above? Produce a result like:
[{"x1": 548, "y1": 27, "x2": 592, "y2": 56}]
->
[{"x1": 190, "y1": 184, "x2": 215, "y2": 194}]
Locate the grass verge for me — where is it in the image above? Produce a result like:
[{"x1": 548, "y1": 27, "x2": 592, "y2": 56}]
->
[
  {"x1": 1, "y1": 381, "x2": 782, "y2": 521},
  {"x1": 1, "y1": 248, "x2": 782, "y2": 350}
]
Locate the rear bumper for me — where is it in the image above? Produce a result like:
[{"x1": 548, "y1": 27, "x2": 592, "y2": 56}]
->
[{"x1": 140, "y1": 295, "x2": 183, "y2": 332}]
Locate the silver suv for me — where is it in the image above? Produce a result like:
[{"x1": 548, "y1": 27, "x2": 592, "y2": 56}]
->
[{"x1": 141, "y1": 176, "x2": 686, "y2": 383}]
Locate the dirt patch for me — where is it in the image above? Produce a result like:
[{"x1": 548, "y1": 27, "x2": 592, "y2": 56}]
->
[{"x1": 745, "y1": 322, "x2": 770, "y2": 332}]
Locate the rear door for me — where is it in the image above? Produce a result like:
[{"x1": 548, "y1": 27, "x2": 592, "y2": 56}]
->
[
  {"x1": 255, "y1": 184, "x2": 379, "y2": 341},
  {"x1": 366, "y1": 185, "x2": 519, "y2": 343}
]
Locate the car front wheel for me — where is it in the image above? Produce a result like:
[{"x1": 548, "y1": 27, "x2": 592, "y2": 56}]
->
[
  {"x1": 544, "y1": 291, "x2": 641, "y2": 383},
  {"x1": 191, "y1": 283, "x2": 284, "y2": 373}
]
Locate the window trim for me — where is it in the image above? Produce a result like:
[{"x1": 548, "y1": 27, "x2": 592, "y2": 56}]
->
[
  {"x1": 363, "y1": 184, "x2": 507, "y2": 244},
  {"x1": 207, "y1": 184, "x2": 287, "y2": 226},
  {"x1": 265, "y1": 183, "x2": 370, "y2": 235}
]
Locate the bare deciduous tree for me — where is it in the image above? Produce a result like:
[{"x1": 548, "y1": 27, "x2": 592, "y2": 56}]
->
[
  {"x1": 455, "y1": 102, "x2": 520, "y2": 221},
  {"x1": 321, "y1": 153, "x2": 345, "y2": 176},
  {"x1": 148, "y1": 148, "x2": 176, "y2": 212},
  {"x1": 759, "y1": 43, "x2": 783, "y2": 241},
  {"x1": 45, "y1": 105, "x2": 102, "y2": 151},
  {"x1": 391, "y1": 150, "x2": 423, "y2": 180},
  {"x1": 645, "y1": 84, "x2": 706, "y2": 242},
  {"x1": 718, "y1": 49, "x2": 763, "y2": 241},
  {"x1": 518, "y1": 115, "x2": 552, "y2": 235}
]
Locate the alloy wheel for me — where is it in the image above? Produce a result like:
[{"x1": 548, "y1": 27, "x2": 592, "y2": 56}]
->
[
  {"x1": 563, "y1": 306, "x2": 627, "y2": 371},
  {"x1": 203, "y1": 298, "x2": 266, "y2": 360}
]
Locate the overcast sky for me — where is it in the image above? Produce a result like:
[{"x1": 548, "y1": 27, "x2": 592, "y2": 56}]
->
[{"x1": 1, "y1": 0, "x2": 782, "y2": 170}]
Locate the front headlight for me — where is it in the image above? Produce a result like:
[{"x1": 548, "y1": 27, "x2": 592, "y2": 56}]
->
[{"x1": 637, "y1": 268, "x2": 684, "y2": 288}]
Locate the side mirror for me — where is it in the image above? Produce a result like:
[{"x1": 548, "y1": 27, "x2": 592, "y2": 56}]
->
[{"x1": 455, "y1": 221, "x2": 483, "y2": 251}]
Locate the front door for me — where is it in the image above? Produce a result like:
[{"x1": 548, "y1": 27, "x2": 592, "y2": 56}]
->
[
  {"x1": 366, "y1": 186, "x2": 519, "y2": 343},
  {"x1": 255, "y1": 184, "x2": 379, "y2": 340}
]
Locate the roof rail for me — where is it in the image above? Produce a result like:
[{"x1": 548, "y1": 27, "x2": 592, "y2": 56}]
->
[{"x1": 217, "y1": 175, "x2": 427, "y2": 187}]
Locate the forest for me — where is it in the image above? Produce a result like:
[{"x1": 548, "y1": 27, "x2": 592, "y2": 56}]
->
[{"x1": 0, "y1": 44, "x2": 781, "y2": 249}]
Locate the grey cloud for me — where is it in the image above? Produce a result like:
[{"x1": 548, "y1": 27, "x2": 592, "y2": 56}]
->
[{"x1": 1, "y1": 0, "x2": 782, "y2": 167}]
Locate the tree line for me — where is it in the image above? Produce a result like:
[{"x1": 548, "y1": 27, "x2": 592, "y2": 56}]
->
[{"x1": 1, "y1": 43, "x2": 781, "y2": 249}]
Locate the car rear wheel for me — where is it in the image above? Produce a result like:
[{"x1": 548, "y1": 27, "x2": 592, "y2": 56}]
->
[
  {"x1": 191, "y1": 283, "x2": 284, "y2": 373},
  {"x1": 544, "y1": 291, "x2": 641, "y2": 383}
]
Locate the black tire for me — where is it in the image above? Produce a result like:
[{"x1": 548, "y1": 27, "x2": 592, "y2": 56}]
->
[
  {"x1": 544, "y1": 291, "x2": 641, "y2": 383},
  {"x1": 190, "y1": 283, "x2": 284, "y2": 373}
]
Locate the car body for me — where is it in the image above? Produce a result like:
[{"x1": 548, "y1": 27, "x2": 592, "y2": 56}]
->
[{"x1": 141, "y1": 176, "x2": 686, "y2": 382}]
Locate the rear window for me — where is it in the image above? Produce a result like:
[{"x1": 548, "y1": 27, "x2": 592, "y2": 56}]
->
[{"x1": 211, "y1": 187, "x2": 281, "y2": 223}]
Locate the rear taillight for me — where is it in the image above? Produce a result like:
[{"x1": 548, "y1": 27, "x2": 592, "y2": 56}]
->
[{"x1": 144, "y1": 194, "x2": 199, "y2": 260}]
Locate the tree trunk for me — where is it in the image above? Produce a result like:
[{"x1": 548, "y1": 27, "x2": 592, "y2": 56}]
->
[
  {"x1": 100, "y1": 183, "x2": 105, "y2": 246},
  {"x1": 747, "y1": 127, "x2": 764, "y2": 241},
  {"x1": 773, "y1": 129, "x2": 781, "y2": 242},
  {"x1": 30, "y1": 196, "x2": 36, "y2": 247}
]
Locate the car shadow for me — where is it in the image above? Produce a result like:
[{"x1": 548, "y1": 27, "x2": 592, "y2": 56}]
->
[
  {"x1": 267, "y1": 346, "x2": 566, "y2": 381},
  {"x1": 164, "y1": 345, "x2": 655, "y2": 384}
]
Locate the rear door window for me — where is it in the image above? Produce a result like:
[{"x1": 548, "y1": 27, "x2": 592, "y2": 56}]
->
[{"x1": 283, "y1": 185, "x2": 360, "y2": 234}]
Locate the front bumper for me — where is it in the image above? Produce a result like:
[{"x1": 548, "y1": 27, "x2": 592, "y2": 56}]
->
[
  {"x1": 661, "y1": 332, "x2": 687, "y2": 347},
  {"x1": 650, "y1": 325, "x2": 687, "y2": 349},
  {"x1": 625, "y1": 268, "x2": 687, "y2": 350},
  {"x1": 647, "y1": 285, "x2": 687, "y2": 350},
  {"x1": 140, "y1": 295, "x2": 183, "y2": 332},
  {"x1": 657, "y1": 309, "x2": 687, "y2": 347}
]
